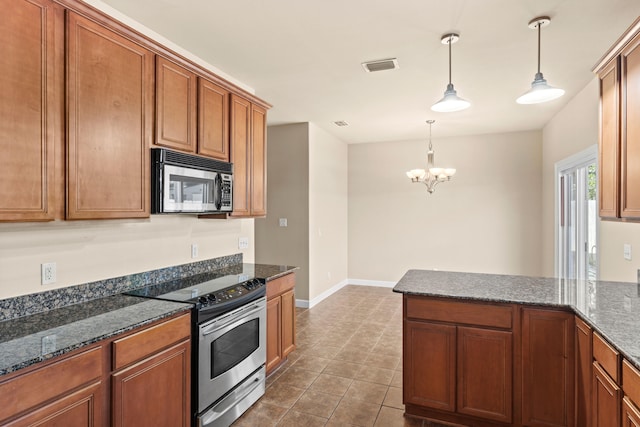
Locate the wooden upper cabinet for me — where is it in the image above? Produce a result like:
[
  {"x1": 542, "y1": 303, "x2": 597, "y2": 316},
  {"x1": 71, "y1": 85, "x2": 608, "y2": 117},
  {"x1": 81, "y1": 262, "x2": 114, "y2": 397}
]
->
[
  {"x1": 198, "y1": 78, "x2": 229, "y2": 160},
  {"x1": 251, "y1": 104, "x2": 267, "y2": 217},
  {"x1": 155, "y1": 57, "x2": 197, "y2": 153},
  {"x1": 599, "y1": 59, "x2": 620, "y2": 219},
  {"x1": 230, "y1": 94, "x2": 251, "y2": 217},
  {"x1": 0, "y1": 0, "x2": 63, "y2": 221},
  {"x1": 621, "y1": 33, "x2": 640, "y2": 218},
  {"x1": 229, "y1": 94, "x2": 267, "y2": 218},
  {"x1": 66, "y1": 12, "x2": 153, "y2": 219}
]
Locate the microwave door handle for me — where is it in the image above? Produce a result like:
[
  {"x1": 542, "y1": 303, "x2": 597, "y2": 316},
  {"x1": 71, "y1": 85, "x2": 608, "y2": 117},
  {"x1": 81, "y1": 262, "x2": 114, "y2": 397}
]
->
[{"x1": 215, "y1": 173, "x2": 222, "y2": 211}]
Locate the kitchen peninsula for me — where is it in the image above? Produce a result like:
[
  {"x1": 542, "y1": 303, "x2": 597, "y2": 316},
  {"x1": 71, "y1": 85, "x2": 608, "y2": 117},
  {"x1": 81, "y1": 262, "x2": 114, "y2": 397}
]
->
[{"x1": 394, "y1": 269, "x2": 640, "y2": 427}]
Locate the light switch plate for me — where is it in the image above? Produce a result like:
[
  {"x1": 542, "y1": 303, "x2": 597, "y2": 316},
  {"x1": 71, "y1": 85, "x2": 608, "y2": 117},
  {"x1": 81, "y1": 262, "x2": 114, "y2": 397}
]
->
[{"x1": 279, "y1": 218, "x2": 288, "y2": 227}]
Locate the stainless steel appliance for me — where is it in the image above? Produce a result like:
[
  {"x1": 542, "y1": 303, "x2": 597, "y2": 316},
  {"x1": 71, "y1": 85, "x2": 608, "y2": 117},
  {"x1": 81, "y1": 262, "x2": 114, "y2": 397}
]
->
[
  {"x1": 151, "y1": 148, "x2": 233, "y2": 214},
  {"x1": 126, "y1": 267, "x2": 266, "y2": 427}
]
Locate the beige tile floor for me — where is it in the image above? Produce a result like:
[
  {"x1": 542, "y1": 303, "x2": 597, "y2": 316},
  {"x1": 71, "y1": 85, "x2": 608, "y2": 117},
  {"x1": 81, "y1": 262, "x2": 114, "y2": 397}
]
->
[{"x1": 232, "y1": 285, "x2": 448, "y2": 427}]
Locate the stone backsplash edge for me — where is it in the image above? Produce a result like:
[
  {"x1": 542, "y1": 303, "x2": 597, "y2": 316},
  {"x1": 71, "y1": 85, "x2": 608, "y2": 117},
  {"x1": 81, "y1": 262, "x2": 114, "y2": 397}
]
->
[{"x1": 0, "y1": 253, "x2": 242, "y2": 322}]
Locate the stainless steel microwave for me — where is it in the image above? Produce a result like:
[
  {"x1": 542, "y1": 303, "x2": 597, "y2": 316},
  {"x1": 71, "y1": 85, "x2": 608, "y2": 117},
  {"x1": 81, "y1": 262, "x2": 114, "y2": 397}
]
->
[{"x1": 151, "y1": 148, "x2": 233, "y2": 214}]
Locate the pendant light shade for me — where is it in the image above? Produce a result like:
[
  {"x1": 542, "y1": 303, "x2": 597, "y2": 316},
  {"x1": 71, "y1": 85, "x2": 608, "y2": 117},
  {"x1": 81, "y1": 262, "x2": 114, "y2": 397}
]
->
[
  {"x1": 431, "y1": 33, "x2": 470, "y2": 113},
  {"x1": 516, "y1": 16, "x2": 565, "y2": 104}
]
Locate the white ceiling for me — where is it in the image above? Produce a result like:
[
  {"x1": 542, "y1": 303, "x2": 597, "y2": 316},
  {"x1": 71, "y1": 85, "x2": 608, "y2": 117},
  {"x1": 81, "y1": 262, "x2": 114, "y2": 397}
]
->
[{"x1": 99, "y1": 0, "x2": 640, "y2": 143}]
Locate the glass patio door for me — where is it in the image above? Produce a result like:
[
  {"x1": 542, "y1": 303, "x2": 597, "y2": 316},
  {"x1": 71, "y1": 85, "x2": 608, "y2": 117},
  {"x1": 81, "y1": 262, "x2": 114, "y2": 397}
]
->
[{"x1": 557, "y1": 147, "x2": 598, "y2": 281}]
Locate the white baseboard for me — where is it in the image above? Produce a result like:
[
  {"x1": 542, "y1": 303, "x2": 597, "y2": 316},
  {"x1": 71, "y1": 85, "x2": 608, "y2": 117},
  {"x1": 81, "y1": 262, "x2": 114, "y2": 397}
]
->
[{"x1": 295, "y1": 278, "x2": 397, "y2": 308}]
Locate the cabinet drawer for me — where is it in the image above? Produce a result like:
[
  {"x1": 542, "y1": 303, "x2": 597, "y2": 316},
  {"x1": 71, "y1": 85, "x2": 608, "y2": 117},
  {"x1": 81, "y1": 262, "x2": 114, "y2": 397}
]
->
[
  {"x1": 266, "y1": 273, "x2": 295, "y2": 299},
  {"x1": 0, "y1": 346, "x2": 102, "y2": 423},
  {"x1": 593, "y1": 332, "x2": 620, "y2": 382},
  {"x1": 623, "y1": 359, "x2": 640, "y2": 407},
  {"x1": 405, "y1": 296, "x2": 513, "y2": 329},
  {"x1": 113, "y1": 313, "x2": 191, "y2": 370}
]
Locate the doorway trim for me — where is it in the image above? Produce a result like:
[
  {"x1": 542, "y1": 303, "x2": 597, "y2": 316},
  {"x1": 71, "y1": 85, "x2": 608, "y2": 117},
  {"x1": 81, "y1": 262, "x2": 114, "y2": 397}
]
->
[{"x1": 554, "y1": 144, "x2": 598, "y2": 278}]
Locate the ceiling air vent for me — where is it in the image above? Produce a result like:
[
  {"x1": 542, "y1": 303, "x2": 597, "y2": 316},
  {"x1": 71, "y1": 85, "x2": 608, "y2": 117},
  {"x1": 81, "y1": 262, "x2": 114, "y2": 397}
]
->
[
  {"x1": 361, "y1": 58, "x2": 399, "y2": 73},
  {"x1": 333, "y1": 121, "x2": 349, "y2": 127}
]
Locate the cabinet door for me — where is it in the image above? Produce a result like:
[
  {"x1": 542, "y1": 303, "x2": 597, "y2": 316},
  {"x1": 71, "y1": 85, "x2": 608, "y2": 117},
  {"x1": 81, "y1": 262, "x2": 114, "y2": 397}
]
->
[
  {"x1": 522, "y1": 308, "x2": 575, "y2": 427},
  {"x1": 281, "y1": 289, "x2": 296, "y2": 358},
  {"x1": 112, "y1": 340, "x2": 190, "y2": 427},
  {"x1": 621, "y1": 34, "x2": 640, "y2": 218},
  {"x1": 198, "y1": 78, "x2": 229, "y2": 160},
  {"x1": 576, "y1": 317, "x2": 593, "y2": 427},
  {"x1": 457, "y1": 326, "x2": 512, "y2": 423},
  {"x1": 5, "y1": 381, "x2": 103, "y2": 427},
  {"x1": 250, "y1": 103, "x2": 267, "y2": 216},
  {"x1": 404, "y1": 321, "x2": 456, "y2": 411},
  {"x1": 230, "y1": 94, "x2": 251, "y2": 217},
  {"x1": 599, "y1": 59, "x2": 620, "y2": 219},
  {"x1": 593, "y1": 362, "x2": 621, "y2": 427},
  {"x1": 623, "y1": 397, "x2": 640, "y2": 427},
  {"x1": 67, "y1": 12, "x2": 152, "y2": 219},
  {"x1": 266, "y1": 296, "x2": 282, "y2": 374},
  {"x1": 155, "y1": 57, "x2": 196, "y2": 153},
  {"x1": 0, "y1": 0, "x2": 63, "y2": 221}
]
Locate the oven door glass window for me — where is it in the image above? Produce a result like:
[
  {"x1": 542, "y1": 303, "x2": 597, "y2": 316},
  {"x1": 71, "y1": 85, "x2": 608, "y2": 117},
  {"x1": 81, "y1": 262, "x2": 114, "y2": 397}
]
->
[{"x1": 211, "y1": 318, "x2": 259, "y2": 378}]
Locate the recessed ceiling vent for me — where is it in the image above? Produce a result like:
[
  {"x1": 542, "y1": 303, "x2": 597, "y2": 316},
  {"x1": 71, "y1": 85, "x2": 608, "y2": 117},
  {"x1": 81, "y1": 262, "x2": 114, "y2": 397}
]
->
[
  {"x1": 361, "y1": 58, "x2": 399, "y2": 73},
  {"x1": 333, "y1": 120, "x2": 349, "y2": 127}
]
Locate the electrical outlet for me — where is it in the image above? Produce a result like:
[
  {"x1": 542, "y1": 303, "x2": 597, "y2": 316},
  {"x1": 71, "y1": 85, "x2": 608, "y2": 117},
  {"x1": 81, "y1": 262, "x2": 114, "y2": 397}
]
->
[
  {"x1": 41, "y1": 335, "x2": 57, "y2": 354},
  {"x1": 238, "y1": 237, "x2": 249, "y2": 250},
  {"x1": 191, "y1": 243, "x2": 199, "y2": 259},
  {"x1": 41, "y1": 262, "x2": 56, "y2": 285},
  {"x1": 624, "y1": 243, "x2": 632, "y2": 261}
]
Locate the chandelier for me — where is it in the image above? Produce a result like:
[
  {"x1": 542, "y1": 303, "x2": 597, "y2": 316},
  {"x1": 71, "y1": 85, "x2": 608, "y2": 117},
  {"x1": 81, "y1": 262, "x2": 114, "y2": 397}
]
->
[{"x1": 406, "y1": 120, "x2": 456, "y2": 194}]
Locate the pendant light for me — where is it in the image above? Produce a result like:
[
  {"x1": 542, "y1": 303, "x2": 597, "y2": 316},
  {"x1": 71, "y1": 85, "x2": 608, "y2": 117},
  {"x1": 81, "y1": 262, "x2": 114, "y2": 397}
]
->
[
  {"x1": 431, "y1": 33, "x2": 470, "y2": 113},
  {"x1": 516, "y1": 16, "x2": 565, "y2": 104}
]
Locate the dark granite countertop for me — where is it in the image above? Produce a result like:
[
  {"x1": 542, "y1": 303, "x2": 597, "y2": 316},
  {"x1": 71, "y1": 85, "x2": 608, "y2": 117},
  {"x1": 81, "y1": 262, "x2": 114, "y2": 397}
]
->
[
  {"x1": 393, "y1": 269, "x2": 640, "y2": 370},
  {"x1": 0, "y1": 262, "x2": 296, "y2": 378},
  {"x1": 0, "y1": 294, "x2": 191, "y2": 376}
]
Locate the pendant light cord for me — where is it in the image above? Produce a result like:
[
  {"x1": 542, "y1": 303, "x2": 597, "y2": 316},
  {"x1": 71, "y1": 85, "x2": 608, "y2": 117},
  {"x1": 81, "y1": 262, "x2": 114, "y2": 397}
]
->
[
  {"x1": 537, "y1": 22, "x2": 541, "y2": 75},
  {"x1": 448, "y1": 35, "x2": 453, "y2": 85}
]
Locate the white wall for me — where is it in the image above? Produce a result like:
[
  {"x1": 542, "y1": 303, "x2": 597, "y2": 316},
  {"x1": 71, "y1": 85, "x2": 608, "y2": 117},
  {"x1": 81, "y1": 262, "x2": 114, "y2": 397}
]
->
[
  {"x1": 348, "y1": 130, "x2": 543, "y2": 282},
  {"x1": 308, "y1": 123, "x2": 348, "y2": 301},
  {"x1": 541, "y1": 77, "x2": 640, "y2": 283},
  {"x1": 0, "y1": 217, "x2": 254, "y2": 299},
  {"x1": 255, "y1": 123, "x2": 310, "y2": 299},
  {"x1": 541, "y1": 79, "x2": 600, "y2": 277}
]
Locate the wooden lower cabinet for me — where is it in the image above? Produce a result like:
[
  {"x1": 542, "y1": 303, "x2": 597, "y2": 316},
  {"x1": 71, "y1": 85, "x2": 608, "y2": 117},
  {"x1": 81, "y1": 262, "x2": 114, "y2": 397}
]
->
[
  {"x1": 458, "y1": 327, "x2": 513, "y2": 423},
  {"x1": 521, "y1": 308, "x2": 574, "y2": 427},
  {"x1": 112, "y1": 340, "x2": 190, "y2": 427},
  {"x1": 403, "y1": 296, "x2": 514, "y2": 425},
  {"x1": 404, "y1": 320, "x2": 456, "y2": 411},
  {"x1": 266, "y1": 273, "x2": 296, "y2": 375},
  {"x1": 593, "y1": 361, "x2": 622, "y2": 427},
  {"x1": 576, "y1": 316, "x2": 593, "y2": 427},
  {"x1": 0, "y1": 346, "x2": 104, "y2": 426},
  {"x1": 5, "y1": 381, "x2": 103, "y2": 427},
  {"x1": 0, "y1": 313, "x2": 191, "y2": 426},
  {"x1": 266, "y1": 295, "x2": 282, "y2": 373},
  {"x1": 624, "y1": 397, "x2": 640, "y2": 426}
]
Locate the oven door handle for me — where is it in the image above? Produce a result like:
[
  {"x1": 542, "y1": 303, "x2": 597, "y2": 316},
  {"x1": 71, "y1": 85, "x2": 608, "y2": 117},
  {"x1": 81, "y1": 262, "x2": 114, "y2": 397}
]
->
[{"x1": 200, "y1": 303, "x2": 263, "y2": 337}]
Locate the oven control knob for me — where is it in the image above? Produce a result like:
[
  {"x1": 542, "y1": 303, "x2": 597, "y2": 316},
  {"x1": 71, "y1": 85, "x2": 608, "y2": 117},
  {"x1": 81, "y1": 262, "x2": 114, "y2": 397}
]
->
[
  {"x1": 207, "y1": 294, "x2": 217, "y2": 302},
  {"x1": 198, "y1": 296, "x2": 208, "y2": 305}
]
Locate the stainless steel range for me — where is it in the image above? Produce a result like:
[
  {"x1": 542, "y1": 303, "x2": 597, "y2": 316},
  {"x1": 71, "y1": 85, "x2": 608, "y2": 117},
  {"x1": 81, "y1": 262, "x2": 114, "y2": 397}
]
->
[{"x1": 127, "y1": 268, "x2": 267, "y2": 427}]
